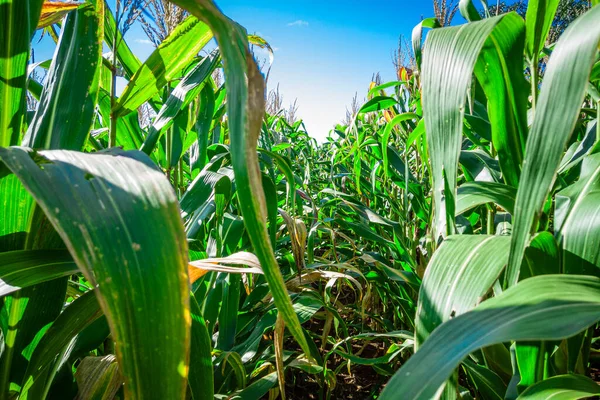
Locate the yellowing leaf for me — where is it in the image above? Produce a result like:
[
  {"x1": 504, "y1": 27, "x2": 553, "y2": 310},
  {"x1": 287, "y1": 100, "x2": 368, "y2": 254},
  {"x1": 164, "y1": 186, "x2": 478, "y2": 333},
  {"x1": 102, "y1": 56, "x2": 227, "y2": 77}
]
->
[{"x1": 38, "y1": 1, "x2": 81, "y2": 28}]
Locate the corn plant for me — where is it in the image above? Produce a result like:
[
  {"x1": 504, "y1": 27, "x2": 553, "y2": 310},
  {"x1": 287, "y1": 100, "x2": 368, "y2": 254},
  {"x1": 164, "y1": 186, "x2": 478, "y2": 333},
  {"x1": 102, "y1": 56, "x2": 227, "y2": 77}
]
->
[{"x1": 1, "y1": 0, "x2": 600, "y2": 399}]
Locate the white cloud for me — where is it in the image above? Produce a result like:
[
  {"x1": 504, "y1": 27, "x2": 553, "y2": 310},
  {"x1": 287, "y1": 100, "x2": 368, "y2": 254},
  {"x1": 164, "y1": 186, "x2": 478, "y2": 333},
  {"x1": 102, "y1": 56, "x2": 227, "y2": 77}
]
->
[
  {"x1": 134, "y1": 38, "x2": 153, "y2": 45},
  {"x1": 287, "y1": 20, "x2": 308, "y2": 27},
  {"x1": 272, "y1": 47, "x2": 280, "y2": 52}
]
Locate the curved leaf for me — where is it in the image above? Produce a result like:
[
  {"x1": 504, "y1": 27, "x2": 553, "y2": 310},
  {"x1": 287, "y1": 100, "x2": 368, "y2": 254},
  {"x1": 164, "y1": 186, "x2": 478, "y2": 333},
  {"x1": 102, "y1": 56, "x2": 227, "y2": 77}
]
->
[
  {"x1": 141, "y1": 49, "x2": 220, "y2": 154},
  {"x1": 0, "y1": 249, "x2": 77, "y2": 297},
  {"x1": 380, "y1": 275, "x2": 600, "y2": 399},
  {"x1": 456, "y1": 181, "x2": 517, "y2": 215},
  {"x1": 416, "y1": 235, "x2": 510, "y2": 347},
  {"x1": 24, "y1": 0, "x2": 104, "y2": 151},
  {"x1": 422, "y1": 15, "x2": 505, "y2": 239},
  {"x1": 517, "y1": 374, "x2": 600, "y2": 400},
  {"x1": 0, "y1": 147, "x2": 190, "y2": 399},
  {"x1": 169, "y1": 0, "x2": 314, "y2": 359},
  {"x1": 473, "y1": 13, "x2": 528, "y2": 187},
  {"x1": 0, "y1": 0, "x2": 43, "y2": 147},
  {"x1": 113, "y1": 15, "x2": 213, "y2": 118},
  {"x1": 507, "y1": 5, "x2": 600, "y2": 287}
]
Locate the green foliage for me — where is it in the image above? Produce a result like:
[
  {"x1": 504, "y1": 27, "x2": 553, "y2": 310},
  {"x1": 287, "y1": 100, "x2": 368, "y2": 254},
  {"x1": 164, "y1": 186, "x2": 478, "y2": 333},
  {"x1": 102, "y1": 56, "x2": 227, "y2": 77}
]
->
[{"x1": 1, "y1": 0, "x2": 600, "y2": 399}]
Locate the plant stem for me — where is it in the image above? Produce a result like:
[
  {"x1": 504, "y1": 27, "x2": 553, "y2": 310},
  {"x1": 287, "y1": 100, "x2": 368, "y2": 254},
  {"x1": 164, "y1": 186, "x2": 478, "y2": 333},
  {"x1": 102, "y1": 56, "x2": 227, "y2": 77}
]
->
[
  {"x1": 166, "y1": 126, "x2": 172, "y2": 183},
  {"x1": 530, "y1": 60, "x2": 538, "y2": 112},
  {"x1": 109, "y1": 5, "x2": 120, "y2": 148}
]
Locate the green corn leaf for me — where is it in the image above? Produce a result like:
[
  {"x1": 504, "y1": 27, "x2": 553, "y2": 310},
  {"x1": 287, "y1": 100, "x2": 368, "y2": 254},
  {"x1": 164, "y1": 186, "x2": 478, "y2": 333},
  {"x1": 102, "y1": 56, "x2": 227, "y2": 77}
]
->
[
  {"x1": 411, "y1": 17, "x2": 440, "y2": 70},
  {"x1": 258, "y1": 149, "x2": 296, "y2": 210},
  {"x1": 555, "y1": 152, "x2": 600, "y2": 275},
  {"x1": 0, "y1": 175, "x2": 34, "y2": 252},
  {"x1": 103, "y1": 0, "x2": 141, "y2": 79},
  {"x1": 473, "y1": 13, "x2": 528, "y2": 187},
  {"x1": 422, "y1": 15, "x2": 505, "y2": 240},
  {"x1": 113, "y1": 15, "x2": 213, "y2": 118},
  {"x1": 188, "y1": 293, "x2": 214, "y2": 400},
  {"x1": 169, "y1": 0, "x2": 314, "y2": 359},
  {"x1": 460, "y1": 149, "x2": 502, "y2": 183},
  {"x1": 191, "y1": 84, "x2": 216, "y2": 174},
  {"x1": 0, "y1": 249, "x2": 76, "y2": 297},
  {"x1": 141, "y1": 49, "x2": 220, "y2": 154},
  {"x1": 522, "y1": 231, "x2": 560, "y2": 279},
  {"x1": 415, "y1": 235, "x2": 511, "y2": 347},
  {"x1": 19, "y1": 289, "x2": 103, "y2": 399},
  {"x1": 0, "y1": 0, "x2": 43, "y2": 147},
  {"x1": 456, "y1": 181, "x2": 517, "y2": 215},
  {"x1": 0, "y1": 147, "x2": 190, "y2": 399},
  {"x1": 217, "y1": 274, "x2": 241, "y2": 351},
  {"x1": 358, "y1": 96, "x2": 397, "y2": 113},
  {"x1": 23, "y1": 0, "x2": 104, "y2": 151},
  {"x1": 0, "y1": 279, "x2": 67, "y2": 398},
  {"x1": 506, "y1": 5, "x2": 600, "y2": 287},
  {"x1": 516, "y1": 374, "x2": 600, "y2": 399},
  {"x1": 0, "y1": 177, "x2": 67, "y2": 398},
  {"x1": 524, "y1": 0, "x2": 560, "y2": 62},
  {"x1": 180, "y1": 168, "x2": 232, "y2": 218},
  {"x1": 381, "y1": 113, "x2": 419, "y2": 180},
  {"x1": 459, "y1": 0, "x2": 483, "y2": 22},
  {"x1": 380, "y1": 275, "x2": 600, "y2": 399},
  {"x1": 462, "y1": 359, "x2": 506, "y2": 400},
  {"x1": 229, "y1": 372, "x2": 278, "y2": 399}
]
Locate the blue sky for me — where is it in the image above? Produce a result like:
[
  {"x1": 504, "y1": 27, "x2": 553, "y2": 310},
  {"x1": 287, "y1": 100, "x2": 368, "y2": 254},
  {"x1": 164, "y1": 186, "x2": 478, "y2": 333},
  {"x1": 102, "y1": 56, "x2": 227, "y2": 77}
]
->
[
  {"x1": 33, "y1": 0, "x2": 440, "y2": 141},
  {"x1": 216, "y1": 0, "x2": 436, "y2": 140}
]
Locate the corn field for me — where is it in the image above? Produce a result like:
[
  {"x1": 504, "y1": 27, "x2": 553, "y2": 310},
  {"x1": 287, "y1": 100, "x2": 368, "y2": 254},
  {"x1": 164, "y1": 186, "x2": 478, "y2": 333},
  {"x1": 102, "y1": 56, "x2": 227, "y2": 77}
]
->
[{"x1": 1, "y1": 0, "x2": 600, "y2": 398}]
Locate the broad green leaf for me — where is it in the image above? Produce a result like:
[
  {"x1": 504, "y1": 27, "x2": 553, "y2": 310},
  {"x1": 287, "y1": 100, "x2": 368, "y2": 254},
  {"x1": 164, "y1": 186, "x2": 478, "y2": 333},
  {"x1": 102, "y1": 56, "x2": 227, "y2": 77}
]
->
[
  {"x1": 0, "y1": 175, "x2": 34, "y2": 252},
  {"x1": 460, "y1": 149, "x2": 502, "y2": 183},
  {"x1": 555, "y1": 153, "x2": 600, "y2": 275},
  {"x1": 473, "y1": 13, "x2": 528, "y2": 187},
  {"x1": 191, "y1": 84, "x2": 216, "y2": 173},
  {"x1": 0, "y1": 147, "x2": 190, "y2": 399},
  {"x1": 524, "y1": 0, "x2": 560, "y2": 62},
  {"x1": 258, "y1": 149, "x2": 296, "y2": 210},
  {"x1": 0, "y1": 279, "x2": 67, "y2": 398},
  {"x1": 381, "y1": 113, "x2": 419, "y2": 179},
  {"x1": 380, "y1": 275, "x2": 600, "y2": 399},
  {"x1": 415, "y1": 235, "x2": 511, "y2": 347},
  {"x1": 459, "y1": 0, "x2": 483, "y2": 22},
  {"x1": 0, "y1": 177, "x2": 67, "y2": 398},
  {"x1": 522, "y1": 232, "x2": 559, "y2": 279},
  {"x1": 517, "y1": 374, "x2": 600, "y2": 399},
  {"x1": 217, "y1": 274, "x2": 240, "y2": 351},
  {"x1": 229, "y1": 372, "x2": 277, "y2": 400},
  {"x1": 169, "y1": 0, "x2": 314, "y2": 359},
  {"x1": 411, "y1": 17, "x2": 440, "y2": 70},
  {"x1": 0, "y1": 249, "x2": 76, "y2": 297},
  {"x1": 19, "y1": 289, "x2": 103, "y2": 398},
  {"x1": 113, "y1": 15, "x2": 213, "y2": 117},
  {"x1": 368, "y1": 81, "x2": 405, "y2": 97},
  {"x1": 422, "y1": 15, "x2": 504, "y2": 239},
  {"x1": 23, "y1": 0, "x2": 104, "y2": 151},
  {"x1": 188, "y1": 293, "x2": 213, "y2": 400},
  {"x1": 456, "y1": 181, "x2": 517, "y2": 215},
  {"x1": 0, "y1": 0, "x2": 43, "y2": 147},
  {"x1": 180, "y1": 168, "x2": 232, "y2": 217},
  {"x1": 463, "y1": 359, "x2": 506, "y2": 400},
  {"x1": 506, "y1": 5, "x2": 600, "y2": 287},
  {"x1": 358, "y1": 96, "x2": 397, "y2": 113},
  {"x1": 141, "y1": 49, "x2": 220, "y2": 154}
]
